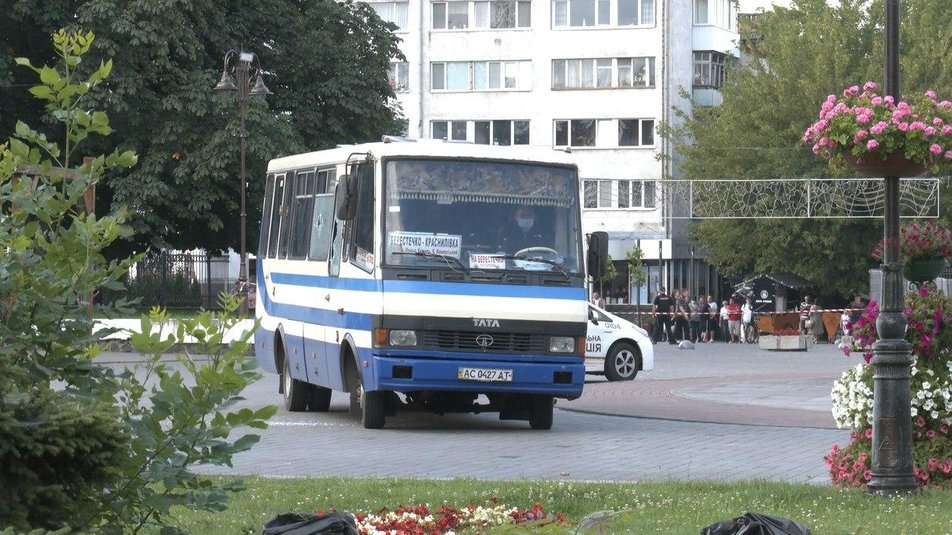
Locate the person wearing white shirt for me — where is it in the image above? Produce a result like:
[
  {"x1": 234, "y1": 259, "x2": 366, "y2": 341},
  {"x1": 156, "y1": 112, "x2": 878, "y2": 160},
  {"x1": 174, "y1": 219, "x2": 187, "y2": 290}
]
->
[{"x1": 741, "y1": 297, "x2": 754, "y2": 344}]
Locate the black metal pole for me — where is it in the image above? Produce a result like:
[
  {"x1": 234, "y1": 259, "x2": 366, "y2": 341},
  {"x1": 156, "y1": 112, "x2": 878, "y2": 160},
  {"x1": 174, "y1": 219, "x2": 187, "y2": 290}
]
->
[
  {"x1": 237, "y1": 59, "x2": 249, "y2": 316},
  {"x1": 868, "y1": 0, "x2": 916, "y2": 494}
]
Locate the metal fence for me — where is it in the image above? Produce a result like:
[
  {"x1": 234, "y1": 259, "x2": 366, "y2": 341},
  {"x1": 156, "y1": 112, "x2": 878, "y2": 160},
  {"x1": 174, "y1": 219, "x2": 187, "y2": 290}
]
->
[{"x1": 110, "y1": 250, "x2": 233, "y2": 309}]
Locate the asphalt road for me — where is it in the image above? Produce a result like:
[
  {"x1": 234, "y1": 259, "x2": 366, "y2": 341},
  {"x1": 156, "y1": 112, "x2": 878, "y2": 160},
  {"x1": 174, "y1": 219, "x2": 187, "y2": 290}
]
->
[{"x1": 97, "y1": 338, "x2": 861, "y2": 484}]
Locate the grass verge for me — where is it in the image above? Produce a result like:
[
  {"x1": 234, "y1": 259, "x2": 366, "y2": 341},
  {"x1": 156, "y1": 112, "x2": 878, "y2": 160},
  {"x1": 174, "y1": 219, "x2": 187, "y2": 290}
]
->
[{"x1": 170, "y1": 476, "x2": 951, "y2": 534}]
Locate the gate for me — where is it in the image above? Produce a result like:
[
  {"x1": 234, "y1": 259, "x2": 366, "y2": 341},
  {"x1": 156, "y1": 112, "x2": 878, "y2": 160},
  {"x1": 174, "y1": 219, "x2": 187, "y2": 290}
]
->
[{"x1": 123, "y1": 250, "x2": 231, "y2": 309}]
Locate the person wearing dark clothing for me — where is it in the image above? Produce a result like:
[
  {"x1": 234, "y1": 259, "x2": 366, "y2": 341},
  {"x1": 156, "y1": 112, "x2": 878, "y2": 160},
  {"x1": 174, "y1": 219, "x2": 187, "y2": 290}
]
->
[
  {"x1": 652, "y1": 287, "x2": 675, "y2": 345},
  {"x1": 498, "y1": 205, "x2": 550, "y2": 253}
]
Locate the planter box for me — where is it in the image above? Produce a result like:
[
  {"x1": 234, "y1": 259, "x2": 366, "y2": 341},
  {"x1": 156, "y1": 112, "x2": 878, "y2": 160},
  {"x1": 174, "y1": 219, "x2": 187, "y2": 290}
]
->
[{"x1": 758, "y1": 334, "x2": 812, "y2": 351}]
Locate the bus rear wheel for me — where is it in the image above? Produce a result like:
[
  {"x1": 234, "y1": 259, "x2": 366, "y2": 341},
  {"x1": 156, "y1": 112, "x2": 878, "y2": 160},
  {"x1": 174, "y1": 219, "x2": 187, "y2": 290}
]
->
[{"x1": 528, "y1": 395, "x2": 554, "y2": 430}]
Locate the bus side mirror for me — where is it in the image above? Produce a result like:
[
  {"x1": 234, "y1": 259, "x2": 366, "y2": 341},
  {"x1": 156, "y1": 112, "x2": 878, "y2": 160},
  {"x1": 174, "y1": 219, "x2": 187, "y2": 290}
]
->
[
  {"x1": 335, "y1": 174, "x2": 358, "y2": 220},
  {"x1": 587, "y1": 231, "x2": 609, "y2": 279}
]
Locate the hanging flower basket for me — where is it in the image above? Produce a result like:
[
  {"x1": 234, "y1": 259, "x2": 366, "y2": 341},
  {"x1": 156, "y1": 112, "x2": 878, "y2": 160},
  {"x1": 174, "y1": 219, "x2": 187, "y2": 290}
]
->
[
  {"x1": 904, "y1": 257, "x2": 948, "y2": 284},
  {"x1": 844, "y1": 151, "x2": 930, "y2": 177}
]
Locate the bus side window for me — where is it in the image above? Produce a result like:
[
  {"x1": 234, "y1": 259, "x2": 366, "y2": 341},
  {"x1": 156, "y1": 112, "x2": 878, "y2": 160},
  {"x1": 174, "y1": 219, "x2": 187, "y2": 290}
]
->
[
  {"x1": 350, "y1": 163, "x2": 375, "y2": 271},
  {"x1": 266, "y1": 174, "x2": 285, "y2": 259},
  {"x1": 288, "y1": 170, "x2": 317, "y2": 260},
  {"x1": 258, "y1": 173, "x2": 275, "y2": 258},
  {"x1": 308, "y1": 194, "x2": 335, "y2": 261}
]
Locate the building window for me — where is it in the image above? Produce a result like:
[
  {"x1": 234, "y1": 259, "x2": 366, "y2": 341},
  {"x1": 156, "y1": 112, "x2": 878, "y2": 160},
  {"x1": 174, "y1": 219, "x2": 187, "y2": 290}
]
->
[
  {"x1": 370, "y1": 1, "x2": 409, "y2": 29},
  {"x1": 554, "y1": 119, "x2": 596, "y2": 147},
  {"x1": 474, "y1": 0, "x2": 532, "y2": 28},
  {"x1": 387, "y1": 62, "x2": 410, "y2": 91},
  {"x1": 694, "y1": 0, "x2": 708, "y2": 24},
  {"x1": 584, "y1": 179, "x2": 657, "y2": 208},
  {"x1": 431, "y1": 60, "x2": 531, "y2": 91},
  {"x1": 431, "y1": 120, "x2": 469, "y2": 140},
  {"x1": 618, "y1": 119, "x2": 654, "y2": 146},
  {"x1": 553, "y1": 57, "x2": 655, "y2": 89},
  {"x1": 552, "y1": 0, "x2": 652, "y2": 27},
  {"x1": 474, "y1": 120, "x2": 530, "y2": 145},
  {"x1": 432, "y1": 1, "x2": 470, "y2": 29},
  {"x1": 693, "y1": 51, "x2": 727, "y2": 88}
]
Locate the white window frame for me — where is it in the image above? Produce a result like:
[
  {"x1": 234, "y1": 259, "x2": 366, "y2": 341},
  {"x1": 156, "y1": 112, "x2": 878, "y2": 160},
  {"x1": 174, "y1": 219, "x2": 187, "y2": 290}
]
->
[
  {"x1": 474, "y1": 119, "x2": 530, "y2": 145},
  {"x1": 552, "y1": 57, "x2": 655, "y2": 89},
  {"x1": 554, "y1": 119, "x2": 597, "y2": 148},
  {"x1": 431, "y1": 60, "x2": 532, "y2": 91},
  {"x1": 387, "y1": 61, "x2": 410, "y2": 92},
  {"x1": 693, "y1": 51, "x2": 727, "y2": 88},
  {"x1": 370, "y1": 1, "x2": 410, "y2": 30},
  {"x1": 552, "y1": 0, "x2": 653, "y2": 28},
  {"x1": 583, "y1": 179, "x2": 657, "y2": 209},
  {"x1": 618, "y1": 118, "x2": 655, "y2": 147},
  {"x1": 430, "y1": 120, "x2": 469, "y2": 141}
]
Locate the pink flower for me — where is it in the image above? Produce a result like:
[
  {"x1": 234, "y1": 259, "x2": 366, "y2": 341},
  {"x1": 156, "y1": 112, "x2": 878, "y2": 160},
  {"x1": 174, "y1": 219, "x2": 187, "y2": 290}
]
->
[
  {"x1": 865, "y1": 428, "x2": 873, "y2": 439},
  {"x1": 945, "y1": 150, "x2": 952, "y2": 160},
  {"x1": 941, "y1": 424, "x2": 949, "y2": 434},
  {"x1": 926, "y1": 90, "x2": 938, "y2": 100},
  {"x1": 885, "y1": 95, "x2": 895, "y2": 104},
  {"x1": 925, "y1": 126, "x2": 937, "y2": 136},
  {"x1": 864, "y1": 81, "x2": 879, "y2": 91},
  {"x1": 931, "y1": 143, "x2": 944, "y2": 154},
  {"x1": 863, "y1": 469, "x2": 872, "y2": 481},
  {"x1": 866, "y1": 139, "x2": 880, "y2": 150},
  {"x1": 928, "y1": 458, "x2": 939, "y2": 471},
  {"x1": 870, "y1": 122, "x2": 888, "y2": 135},
  {"x1": 934, "y1": 117, "x2": 944, "y2": 126},
  {"x1": 939, "y1": 100, "x2": 952, "y2": 110},
  {"x1": 927, "y1": 429, "x2": 936, "y2": 439},
  {"x1": 856, "y1": 113, "x2": 871, "y2": 124},
  {"x1": 911, "y1": 121, "x2": 926, "y2": 131},
  {"x1": 844, "y1": 85, "x2": 860, "y2": 96},
  {"x1": 871, "y1": 96, "x2": 884, "y2": 105},
  {"x1": 826, "y1": 94, "x2": 837, "y2": 104},
  {"x1": 943, "y1": 125, "x2": 952, "y2": 136},
  {"x1": 854, "y1": 130, "x2": 869, "y2": 142},
  {"x1": 917, "y1": 416, "x2": 927, "y2": 428},
  {"x1": 898, "y1": 122, "x2": 910, "y2": 132}
]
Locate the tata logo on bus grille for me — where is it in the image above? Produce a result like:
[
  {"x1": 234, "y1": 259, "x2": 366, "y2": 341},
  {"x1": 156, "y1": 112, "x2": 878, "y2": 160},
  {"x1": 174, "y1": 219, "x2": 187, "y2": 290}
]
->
[
  {"x1": 472, "y1": 318, "x2": 500, "y2": 328},
  {"x1": 475, "y1": 334, "x2": 494, "y2": 348}
]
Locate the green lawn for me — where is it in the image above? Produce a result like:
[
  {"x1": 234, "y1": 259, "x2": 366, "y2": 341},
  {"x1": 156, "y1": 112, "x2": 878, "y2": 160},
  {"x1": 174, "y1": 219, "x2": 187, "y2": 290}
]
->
[{"x1": 170, "y1": 477, "x2": 951, "y2": 534}]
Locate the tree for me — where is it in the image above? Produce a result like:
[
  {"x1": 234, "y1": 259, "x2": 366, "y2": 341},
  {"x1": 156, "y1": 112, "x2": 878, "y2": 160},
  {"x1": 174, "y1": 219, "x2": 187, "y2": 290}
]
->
[
  {"x1": 626, "y1": 246, "x2": 647, "y2": 326},
  {"x1": 597, "y1": 254, "x2": 618, "y2": 299},
  {"x1": 0, "y1": 30, "x2": 275, "y2": 533},
  {"x1": 0, "y1": 0, "x2": 404, "y2": 257},
  {"x1": 666, "y1": 0, "x2": 952, "y2": 300}
]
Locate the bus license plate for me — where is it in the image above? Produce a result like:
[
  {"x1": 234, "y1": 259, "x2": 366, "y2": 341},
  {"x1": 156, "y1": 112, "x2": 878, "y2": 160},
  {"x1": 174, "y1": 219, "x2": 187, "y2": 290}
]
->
[{"x1": 458, "y1": 367, "x2": 513, "y2": 382}]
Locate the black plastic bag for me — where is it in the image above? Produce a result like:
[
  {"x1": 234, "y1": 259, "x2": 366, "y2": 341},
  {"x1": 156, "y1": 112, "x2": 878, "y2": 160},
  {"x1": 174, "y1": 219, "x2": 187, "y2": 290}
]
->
[
  {"x1": 700, "y1": 512, "x2": 811, "y2": 535},
  {"x1": 262, "y1": 512, "x2": 359, "y2": 535}
]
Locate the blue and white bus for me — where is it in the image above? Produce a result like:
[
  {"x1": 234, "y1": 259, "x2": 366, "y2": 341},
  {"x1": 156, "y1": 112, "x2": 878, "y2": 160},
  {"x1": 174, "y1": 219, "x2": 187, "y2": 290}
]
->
[{"x1": 255, "y1": 138, "x2": 607, "y2": 429}]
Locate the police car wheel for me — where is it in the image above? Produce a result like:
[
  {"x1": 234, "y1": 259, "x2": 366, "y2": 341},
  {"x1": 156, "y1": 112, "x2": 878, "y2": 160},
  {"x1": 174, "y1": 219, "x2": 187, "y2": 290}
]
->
[{"x1": 604, "y1": 342, "x2": 639, "y2": 381}]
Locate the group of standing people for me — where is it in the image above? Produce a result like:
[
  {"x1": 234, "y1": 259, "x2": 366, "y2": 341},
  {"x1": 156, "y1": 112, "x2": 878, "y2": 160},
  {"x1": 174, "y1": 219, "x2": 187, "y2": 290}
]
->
[{"x1": 651, "y1": 288, "x2": 755, "y2": 345}]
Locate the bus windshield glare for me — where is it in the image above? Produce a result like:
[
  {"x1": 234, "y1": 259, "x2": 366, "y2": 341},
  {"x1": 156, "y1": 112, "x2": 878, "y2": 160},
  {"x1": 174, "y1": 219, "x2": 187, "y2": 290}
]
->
[{"x1": 383, "y1": 158, "x2": 581, "y2": 274}]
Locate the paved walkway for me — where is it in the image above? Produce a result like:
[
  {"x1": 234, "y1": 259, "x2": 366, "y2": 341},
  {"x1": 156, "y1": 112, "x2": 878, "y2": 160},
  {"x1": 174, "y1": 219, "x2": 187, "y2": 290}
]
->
[{"x1": 99, "y1": 337, "x2": 863, "y2": 484}]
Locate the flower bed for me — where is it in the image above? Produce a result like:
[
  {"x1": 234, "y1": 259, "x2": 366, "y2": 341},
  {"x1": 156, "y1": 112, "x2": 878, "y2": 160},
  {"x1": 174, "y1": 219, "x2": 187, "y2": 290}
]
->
[
  {"x1": 342, "y1": 501, "x2": 566, "y2": 534},
  {"x1": 829, "y1": 286, "x2": 952, "y2": 489}
]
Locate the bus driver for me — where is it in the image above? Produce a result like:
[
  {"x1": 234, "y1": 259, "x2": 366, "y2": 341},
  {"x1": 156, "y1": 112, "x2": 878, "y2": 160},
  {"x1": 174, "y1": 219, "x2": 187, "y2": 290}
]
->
[{"x1": 498, "y1": 205, "x2": 551, "y2": 253}]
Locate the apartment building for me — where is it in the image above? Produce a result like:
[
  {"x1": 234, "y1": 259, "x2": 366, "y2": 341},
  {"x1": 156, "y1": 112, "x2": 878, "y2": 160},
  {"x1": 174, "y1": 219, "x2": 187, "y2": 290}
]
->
[{"x1": 371, "y1": 0, "x2": 738, "y2": 303}]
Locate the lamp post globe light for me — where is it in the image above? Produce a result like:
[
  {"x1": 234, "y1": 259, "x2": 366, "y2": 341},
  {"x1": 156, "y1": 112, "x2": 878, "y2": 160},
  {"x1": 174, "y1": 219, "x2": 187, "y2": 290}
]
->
[{"x1": 214, "y1": 50, "x2": 271, "y2": 314}]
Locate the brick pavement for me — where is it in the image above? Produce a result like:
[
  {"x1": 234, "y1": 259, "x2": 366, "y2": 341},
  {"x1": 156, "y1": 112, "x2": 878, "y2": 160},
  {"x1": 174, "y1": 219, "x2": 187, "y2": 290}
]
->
[{"x1": 179, "y1": 340, "x2": 860, "y2": 484}]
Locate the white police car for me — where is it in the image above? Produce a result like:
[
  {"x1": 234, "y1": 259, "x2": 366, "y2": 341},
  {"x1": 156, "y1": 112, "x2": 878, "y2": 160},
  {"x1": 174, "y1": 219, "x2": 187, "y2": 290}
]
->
[{"x1": 585, "y1": 304, "x2": 654, "y2": 381}]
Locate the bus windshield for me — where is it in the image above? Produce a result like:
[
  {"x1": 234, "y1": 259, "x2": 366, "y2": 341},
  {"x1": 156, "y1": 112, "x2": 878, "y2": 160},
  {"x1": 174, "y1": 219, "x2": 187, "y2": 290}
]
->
[{"x1": 383, "y1": 158, "x2": 581, "y2": 274}]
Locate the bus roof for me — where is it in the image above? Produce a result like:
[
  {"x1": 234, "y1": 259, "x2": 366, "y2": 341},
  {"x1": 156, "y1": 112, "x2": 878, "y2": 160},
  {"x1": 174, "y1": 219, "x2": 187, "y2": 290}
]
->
[{"x1": 266, "y1": 139, "x2": 578, "y2": 173}]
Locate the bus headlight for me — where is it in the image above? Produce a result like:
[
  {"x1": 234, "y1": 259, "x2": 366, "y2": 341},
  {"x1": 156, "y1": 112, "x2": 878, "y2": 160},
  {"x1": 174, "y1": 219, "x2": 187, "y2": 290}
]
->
[
  {"x1": 389, "y1": 330, "x2": 418, "y2": 347},
  {"x1": 549, "y1": 336, "x2": 575, "y2": 353}
]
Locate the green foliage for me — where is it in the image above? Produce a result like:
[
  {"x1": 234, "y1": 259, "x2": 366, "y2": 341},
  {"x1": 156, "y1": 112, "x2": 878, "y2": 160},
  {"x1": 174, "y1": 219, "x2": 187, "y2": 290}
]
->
[
  {"x1": 666, "y1": 0, "x2": 952, "y2": 298},
  {"x1": 1, "y1": 30, "x2": 274, "y2": 534},
  {"x1": 1, "y1": 0, "x2": 405, "y2": 257},
  {"x1": 625, "y1": 247, "x2": 646, "y2": 287},
  {"x1": 0, "y1": 392, "x2": 127, "y2": 532}
]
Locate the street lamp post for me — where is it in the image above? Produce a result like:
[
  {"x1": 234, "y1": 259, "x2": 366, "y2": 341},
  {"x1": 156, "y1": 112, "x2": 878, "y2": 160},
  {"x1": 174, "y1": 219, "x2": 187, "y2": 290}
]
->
[
  {"x1": 868, "y1": 0, "x2": 917, "y2": 494},
  {"x1": 214, "y1": 50, "x2": 271, "y2": 315}
]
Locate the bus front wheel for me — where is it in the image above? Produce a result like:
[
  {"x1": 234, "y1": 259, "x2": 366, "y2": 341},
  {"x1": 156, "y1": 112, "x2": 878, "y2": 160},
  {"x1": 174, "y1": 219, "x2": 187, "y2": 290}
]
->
[
  {"x1": 282, "y1": 356, "x2": 308, "y2": 412},
  {"x1": 528, "y1": 396, "x2": 554, "y2": 430}
]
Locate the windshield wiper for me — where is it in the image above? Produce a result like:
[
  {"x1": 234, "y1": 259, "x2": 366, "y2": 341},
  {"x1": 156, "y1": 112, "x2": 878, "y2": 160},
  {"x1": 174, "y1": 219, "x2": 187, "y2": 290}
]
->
[{"x1": 393, "y1": 251, "x2": 470, "y2": 273}]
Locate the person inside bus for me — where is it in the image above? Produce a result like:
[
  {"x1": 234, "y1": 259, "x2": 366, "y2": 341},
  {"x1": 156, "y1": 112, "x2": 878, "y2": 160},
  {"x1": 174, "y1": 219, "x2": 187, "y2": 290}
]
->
[{"x1": 498, "y1": 205, "x2": 551, "y2": 253}]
